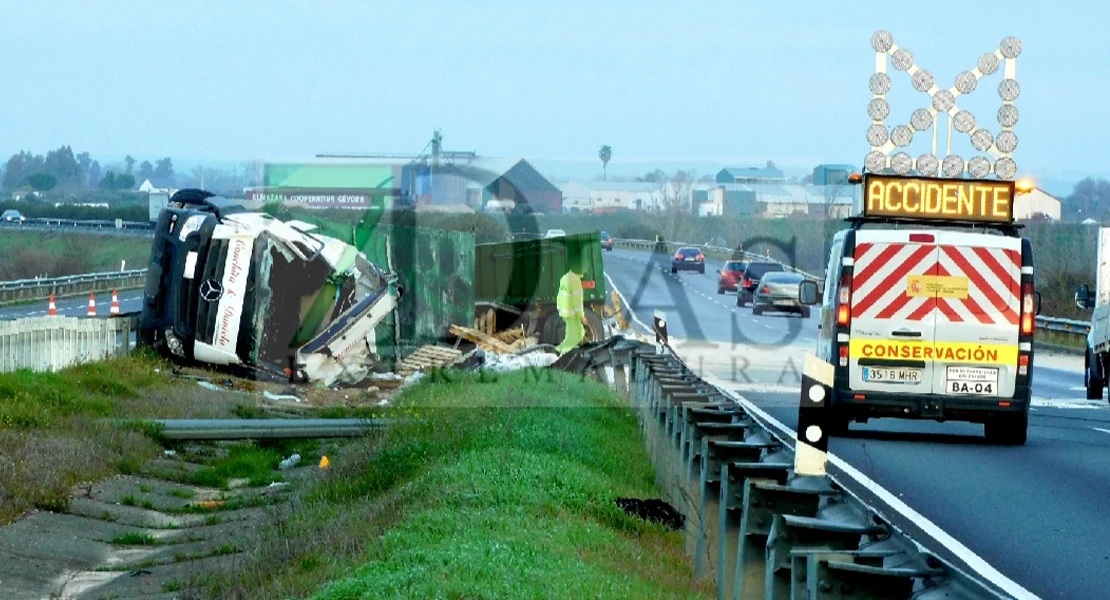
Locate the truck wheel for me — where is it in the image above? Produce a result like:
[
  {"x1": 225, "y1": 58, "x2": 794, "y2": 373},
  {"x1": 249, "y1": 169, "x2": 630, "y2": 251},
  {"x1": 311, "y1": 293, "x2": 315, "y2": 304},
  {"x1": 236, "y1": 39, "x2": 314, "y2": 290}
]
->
[
  {"x1": 1086, "y1": 349, "x2": 1105, "y2": 400},
  {"x1": 984, "y1": 413, "x2": 1028, "y2": 446},
  {"x1": 541, "y1": 309, "x2": 604, "y2": 347}
]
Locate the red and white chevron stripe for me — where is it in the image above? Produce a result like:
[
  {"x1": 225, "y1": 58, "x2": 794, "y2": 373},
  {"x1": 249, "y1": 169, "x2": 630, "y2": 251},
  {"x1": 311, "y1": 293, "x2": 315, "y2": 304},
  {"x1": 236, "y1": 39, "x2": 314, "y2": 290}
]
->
[{"x1": 851, "y1": 241, "x2": 1021, "y2": 326}]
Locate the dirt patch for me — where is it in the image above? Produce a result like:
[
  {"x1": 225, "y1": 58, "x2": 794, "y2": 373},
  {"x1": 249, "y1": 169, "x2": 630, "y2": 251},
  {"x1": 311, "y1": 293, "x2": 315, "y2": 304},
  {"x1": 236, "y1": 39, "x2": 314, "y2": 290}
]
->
[{"x1": 614, "y1": 498, "x2": 685, "y2": 531}]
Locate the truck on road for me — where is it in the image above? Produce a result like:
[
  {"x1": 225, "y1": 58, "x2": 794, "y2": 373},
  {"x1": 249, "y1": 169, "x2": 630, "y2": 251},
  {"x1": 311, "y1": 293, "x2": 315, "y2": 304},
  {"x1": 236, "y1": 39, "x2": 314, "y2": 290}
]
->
[
  {"x1": 138, "y1": 189, "x2": 400, "y2": 387},
  {"x1": 1073, "y1": 227, "x2": 1110, "y2": 402}
]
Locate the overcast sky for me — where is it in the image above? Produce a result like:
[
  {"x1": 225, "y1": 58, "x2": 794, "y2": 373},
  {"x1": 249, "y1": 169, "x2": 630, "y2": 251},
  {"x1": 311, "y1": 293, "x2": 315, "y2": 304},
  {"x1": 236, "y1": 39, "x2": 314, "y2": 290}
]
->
[{"x1": 2, "y1": 0, "x2": 1104, "y2": 181}]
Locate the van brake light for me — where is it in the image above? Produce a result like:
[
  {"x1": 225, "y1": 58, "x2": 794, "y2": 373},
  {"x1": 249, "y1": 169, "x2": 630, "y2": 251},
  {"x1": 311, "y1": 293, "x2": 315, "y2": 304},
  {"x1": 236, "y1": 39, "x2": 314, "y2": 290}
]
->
[
  {"x1": 837, "y1": 271, "x2": 852, "y2": 327},
  {"x1": 839, "y1": 345, "x2": 849, "y2": 367},
  {"x1": 1021, "y1": 281, "x2": 1035, "y2": 335}
]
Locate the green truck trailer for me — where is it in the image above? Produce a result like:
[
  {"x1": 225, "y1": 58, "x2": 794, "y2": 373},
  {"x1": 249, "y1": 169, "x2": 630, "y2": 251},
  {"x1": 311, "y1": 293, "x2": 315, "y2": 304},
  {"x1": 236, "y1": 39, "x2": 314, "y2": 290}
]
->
[{"x1": 473, "y1": 231, "x2": 608, "y2": 346}]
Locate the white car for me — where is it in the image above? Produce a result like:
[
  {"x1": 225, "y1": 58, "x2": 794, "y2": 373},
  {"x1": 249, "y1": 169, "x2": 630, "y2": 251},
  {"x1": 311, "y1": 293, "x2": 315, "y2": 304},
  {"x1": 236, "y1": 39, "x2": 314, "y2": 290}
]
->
[
  {"x1": 1, "y1": 210, "x2": 25, "y2": 223},
  {"x1": 544, "y1": 229, "x2": 566, "y2": 238}
]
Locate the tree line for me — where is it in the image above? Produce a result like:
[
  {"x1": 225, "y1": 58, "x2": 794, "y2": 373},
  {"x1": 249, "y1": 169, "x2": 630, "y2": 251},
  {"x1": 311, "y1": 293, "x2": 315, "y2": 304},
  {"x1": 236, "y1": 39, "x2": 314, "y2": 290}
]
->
[{"x1": 1, "y1": 147, "x2": 178, "y2": 193}]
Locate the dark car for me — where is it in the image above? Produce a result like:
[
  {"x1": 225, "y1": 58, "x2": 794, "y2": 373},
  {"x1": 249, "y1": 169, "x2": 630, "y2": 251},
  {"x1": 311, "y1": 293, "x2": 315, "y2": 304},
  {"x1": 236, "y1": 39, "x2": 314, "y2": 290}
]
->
[
  {"x1": 716, "y1": 260, "x2": 747, "y2": 294},
  {"x1": 751, "y1": 271, "x2": 810, "y2": 317},
  {"x1": 600, "y1": 231, "x2": 614, "y2": 251},
  {"x1": 736, "y1": 261, "x2": 785, "y2": 307},
  {"x1": 671, "y1": 247, "x2": 705, "y2": 274}
]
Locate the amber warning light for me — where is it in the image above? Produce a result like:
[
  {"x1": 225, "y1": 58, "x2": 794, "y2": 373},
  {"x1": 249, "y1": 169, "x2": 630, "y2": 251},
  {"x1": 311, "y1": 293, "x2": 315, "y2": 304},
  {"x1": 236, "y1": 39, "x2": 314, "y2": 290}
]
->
[{"x1": 861, "y1": 173, "x2": 1015, "y2": 224}]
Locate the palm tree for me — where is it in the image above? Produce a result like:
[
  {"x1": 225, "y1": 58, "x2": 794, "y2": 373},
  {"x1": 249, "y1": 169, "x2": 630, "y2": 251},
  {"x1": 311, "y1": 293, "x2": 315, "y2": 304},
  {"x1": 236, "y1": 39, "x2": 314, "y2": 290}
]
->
[{"x1": 599, "y1": 145, "x2": 612, "y2": 180}]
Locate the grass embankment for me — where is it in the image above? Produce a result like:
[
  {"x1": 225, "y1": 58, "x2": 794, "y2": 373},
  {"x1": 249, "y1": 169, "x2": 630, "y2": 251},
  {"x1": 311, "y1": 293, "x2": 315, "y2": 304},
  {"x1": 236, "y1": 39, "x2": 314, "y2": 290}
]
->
[
  {"x1": 0, "y1": 349, "x2": 273, "y2": 524},
  {"x1": 0, "y1": 230, "x2": 152, "y2": 280},
  {"x1": 193, "y1": 369, "x2": 712, "y2": 600}
]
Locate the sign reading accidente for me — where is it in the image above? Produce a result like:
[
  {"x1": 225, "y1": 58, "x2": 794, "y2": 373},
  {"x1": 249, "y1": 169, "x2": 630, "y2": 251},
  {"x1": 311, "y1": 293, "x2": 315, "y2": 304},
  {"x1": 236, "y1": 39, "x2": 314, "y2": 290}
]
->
[{"x1": 862, "y1": 174, "x2": 1015, "y2": 223}]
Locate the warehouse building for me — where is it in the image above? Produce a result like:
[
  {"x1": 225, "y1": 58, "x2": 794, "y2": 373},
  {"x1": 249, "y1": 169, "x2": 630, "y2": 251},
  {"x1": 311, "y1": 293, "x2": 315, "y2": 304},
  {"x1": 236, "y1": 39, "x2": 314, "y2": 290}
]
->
[
  {"x1": 250, "y1": 155, "x2": 562, "y2": 215},
  {"x1": 1014, "y1": 187, "x2": 1062, "y2": 221},
  {"x1": 811, "y1": 164, "x2": 857, "y2": 185},
  {"x1": 714, "y1": 165, "x2": 786, "y2": 184}
]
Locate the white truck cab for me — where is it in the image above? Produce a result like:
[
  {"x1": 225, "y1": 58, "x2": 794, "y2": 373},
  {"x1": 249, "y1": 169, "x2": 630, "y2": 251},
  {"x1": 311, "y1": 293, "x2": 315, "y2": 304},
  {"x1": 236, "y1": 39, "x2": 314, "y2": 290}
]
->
[
  {"x1": 1073, "y1": 227, "x2": 1110, "y2": 401},
  {"x1": 799, "y1": 172, "x2": 1040, "y2": 445}
]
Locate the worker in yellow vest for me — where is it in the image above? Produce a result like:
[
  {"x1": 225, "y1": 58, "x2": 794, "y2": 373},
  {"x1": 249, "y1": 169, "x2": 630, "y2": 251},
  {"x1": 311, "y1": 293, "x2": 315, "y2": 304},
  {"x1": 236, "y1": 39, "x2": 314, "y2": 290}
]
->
[{"x1": 555, "y1": 248, "x2": 588, "y2": 354}]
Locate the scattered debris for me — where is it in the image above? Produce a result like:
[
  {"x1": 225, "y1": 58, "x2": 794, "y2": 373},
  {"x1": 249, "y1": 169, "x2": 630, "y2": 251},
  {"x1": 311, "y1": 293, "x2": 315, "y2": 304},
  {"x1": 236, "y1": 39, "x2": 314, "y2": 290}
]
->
[
  {"x1": 481, "y1": 351, "x2": 559, "y2": 373},
  {"x1": 264, "y1": 390, "x2": 303, "y2": 403},
  {"x1": 278, "y1": 454, "x2": 301, "y2": 470},
  {"x1": 615, "y1": 498, "x2": 685, "y2": 531},
  {"x1": 396, "y1": 344, "x2": 465, "y2": 377}
]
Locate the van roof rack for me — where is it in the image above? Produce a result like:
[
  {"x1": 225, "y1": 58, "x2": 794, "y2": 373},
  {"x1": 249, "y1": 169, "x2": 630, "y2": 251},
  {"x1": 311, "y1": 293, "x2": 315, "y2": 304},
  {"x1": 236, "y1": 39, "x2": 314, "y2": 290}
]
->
[{"x1": 843, "y1": 215, "x2": 1024, "y2": 237}]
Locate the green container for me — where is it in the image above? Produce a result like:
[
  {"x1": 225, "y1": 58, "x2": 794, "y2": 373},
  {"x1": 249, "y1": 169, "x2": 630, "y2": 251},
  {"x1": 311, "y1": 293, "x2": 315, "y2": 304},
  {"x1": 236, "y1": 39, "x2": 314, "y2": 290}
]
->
[{"x1": 474, "y1": 232, "x2": 607, "y2": 308}]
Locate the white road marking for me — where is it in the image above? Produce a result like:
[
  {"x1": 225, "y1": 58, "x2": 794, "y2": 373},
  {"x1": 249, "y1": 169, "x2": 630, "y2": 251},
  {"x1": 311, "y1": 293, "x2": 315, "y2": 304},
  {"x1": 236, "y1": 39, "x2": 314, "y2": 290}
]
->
[
  {"x1": 1094, "y1": 427, "x2": 1110, "y2": 436},
  {"x1": 605, "y1": 272, "x2": 1041, "y2": 600}
]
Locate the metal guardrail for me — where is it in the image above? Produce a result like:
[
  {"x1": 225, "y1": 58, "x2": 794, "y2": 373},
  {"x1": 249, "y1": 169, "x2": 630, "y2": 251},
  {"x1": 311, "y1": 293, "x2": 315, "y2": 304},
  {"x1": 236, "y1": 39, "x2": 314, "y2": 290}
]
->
[
  {"x1": 1036, "y1": 315, "x2": 1089, "y2": 336},
  {"x1": 0, "y1": 269, "x2": 149, "y2": 292},
  {"x1": 568, "y1": 337, "x2": 1014, "y2": 599},
  {"x1": 0, "y1": 218, "x2": 155, "y2": 237},
  {"x1": 0, "y1": 269, "x2": 149, "y2": 305}
]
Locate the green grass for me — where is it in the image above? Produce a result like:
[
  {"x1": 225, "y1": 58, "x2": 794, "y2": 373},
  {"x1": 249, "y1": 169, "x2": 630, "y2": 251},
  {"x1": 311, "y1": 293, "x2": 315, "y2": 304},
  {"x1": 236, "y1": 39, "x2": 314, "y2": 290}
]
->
[
  {"x1": 0, "y1": 349, "x2": 265, "y2": 525},
  {"x1": 111, "y1": 532, "x2": 161, "y2": 546},
  {"x1": 192, "y1": 370, "x2": 713, "y2": 600},
  {"x1": 187, "y1": 443, "x2": 287, "y2": 490},
  {"x1": 0, "y1": 230, "x2": 152, "y2": 280}
]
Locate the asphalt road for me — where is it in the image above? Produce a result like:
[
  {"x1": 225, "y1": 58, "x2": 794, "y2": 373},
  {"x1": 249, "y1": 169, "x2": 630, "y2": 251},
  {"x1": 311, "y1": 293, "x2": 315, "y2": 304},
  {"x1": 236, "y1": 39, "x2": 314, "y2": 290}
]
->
[
  {"x1": 0, "y1": 290, "x2": 144, "y2": 319},
  {"x1": 604, "y1": 247, "x2": 1110, "y2": 600}
]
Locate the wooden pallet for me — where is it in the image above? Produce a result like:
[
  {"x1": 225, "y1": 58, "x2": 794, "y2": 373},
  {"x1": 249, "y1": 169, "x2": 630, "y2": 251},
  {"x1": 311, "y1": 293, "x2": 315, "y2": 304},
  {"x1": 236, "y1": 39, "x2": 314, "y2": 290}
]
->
[{"x1": 396, "y1": 344, "x2": 464, "y2": 377}]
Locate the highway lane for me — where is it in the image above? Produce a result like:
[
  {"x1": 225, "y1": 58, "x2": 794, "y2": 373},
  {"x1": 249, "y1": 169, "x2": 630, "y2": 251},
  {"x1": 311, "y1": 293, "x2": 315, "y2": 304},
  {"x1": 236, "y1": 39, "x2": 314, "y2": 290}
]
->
[
  {"x1": 605, "y1": 247, "x2": 1110, "y2": 600},
  {"x1": 0, "y1": 290, "x2": 144, "y2": 319}
]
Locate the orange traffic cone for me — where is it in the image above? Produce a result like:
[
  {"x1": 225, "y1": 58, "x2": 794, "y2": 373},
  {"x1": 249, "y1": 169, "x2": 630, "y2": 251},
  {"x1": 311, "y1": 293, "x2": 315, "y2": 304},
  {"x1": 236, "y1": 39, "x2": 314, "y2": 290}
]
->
[
  {"x1": 48, "y1": 294, "x2": 57, "y2": 316},
  {"x1": 87, "y1": 293, "x2": 96, "y2": 316},
  {"x1": 110, "y1": 290, "x2": 120, "y2": 316}
]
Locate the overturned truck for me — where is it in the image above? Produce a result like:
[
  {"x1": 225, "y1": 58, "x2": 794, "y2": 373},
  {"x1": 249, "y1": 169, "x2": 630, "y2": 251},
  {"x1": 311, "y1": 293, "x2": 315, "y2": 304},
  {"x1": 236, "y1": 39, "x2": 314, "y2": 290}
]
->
[{"x1": 138, "y1": 189, "x2": 400, "y2": 386}]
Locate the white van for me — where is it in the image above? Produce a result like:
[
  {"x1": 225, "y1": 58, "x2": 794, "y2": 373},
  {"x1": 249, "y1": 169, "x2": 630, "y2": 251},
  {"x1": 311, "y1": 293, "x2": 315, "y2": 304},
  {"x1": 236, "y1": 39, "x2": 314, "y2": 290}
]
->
[{"x1": 798, "y1": 172, "x2": 1040, "y2": 445}]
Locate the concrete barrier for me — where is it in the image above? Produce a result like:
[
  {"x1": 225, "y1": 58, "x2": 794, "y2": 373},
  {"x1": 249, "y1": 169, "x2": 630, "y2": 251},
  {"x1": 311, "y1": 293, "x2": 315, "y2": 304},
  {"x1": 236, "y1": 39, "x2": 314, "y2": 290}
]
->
[
  {"x1": 0, "y1": 314, "x2": 137, "y2": 373},
  {"x1": 0, "y1": 270, "x2": 148, "y2": 305}
]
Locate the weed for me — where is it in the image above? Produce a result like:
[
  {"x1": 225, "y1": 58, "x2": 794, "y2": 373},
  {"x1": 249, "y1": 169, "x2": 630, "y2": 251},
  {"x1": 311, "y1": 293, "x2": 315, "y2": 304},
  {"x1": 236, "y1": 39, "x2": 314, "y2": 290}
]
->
[{"x1": 111, "y1": 532, "x2": 160, "y2": 546}]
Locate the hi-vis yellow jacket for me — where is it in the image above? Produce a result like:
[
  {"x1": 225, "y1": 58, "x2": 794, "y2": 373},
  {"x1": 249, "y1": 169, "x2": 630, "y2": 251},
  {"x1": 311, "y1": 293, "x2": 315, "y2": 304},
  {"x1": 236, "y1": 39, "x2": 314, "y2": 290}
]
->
[{"x1": 556, "y1": 271, "x2": 585, "y2": 318}]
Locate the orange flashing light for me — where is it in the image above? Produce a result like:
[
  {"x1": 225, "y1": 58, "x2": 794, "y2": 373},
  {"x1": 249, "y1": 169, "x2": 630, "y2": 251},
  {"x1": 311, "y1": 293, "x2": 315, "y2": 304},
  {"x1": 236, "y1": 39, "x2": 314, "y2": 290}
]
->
[
  {"x1": 1016, "y1": 177, "x2": 1035, "y2": 194},
  {"x1": 848, "y1": 172, "x2": 864, "y2": 184}
]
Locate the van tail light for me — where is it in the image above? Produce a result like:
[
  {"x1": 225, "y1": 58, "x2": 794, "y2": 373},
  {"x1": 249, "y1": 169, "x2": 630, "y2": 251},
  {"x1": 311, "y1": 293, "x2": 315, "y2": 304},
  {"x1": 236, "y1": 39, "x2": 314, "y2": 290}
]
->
[
  {"x1": 697, "y1": 253, "x2": 704, "y2": 261},
  {"x1": 1020, "y1": 281, "x2": 1034, "y2": 335},
  {"x1": 1018, "y1": 354, "x2": 1029, "y2": 376},
  {"x1": 839, "y1": 345, "x2": 849, "y2": 367},
  {"x1": 836, "y1": 271, "x2": 852, "y2": 327}
]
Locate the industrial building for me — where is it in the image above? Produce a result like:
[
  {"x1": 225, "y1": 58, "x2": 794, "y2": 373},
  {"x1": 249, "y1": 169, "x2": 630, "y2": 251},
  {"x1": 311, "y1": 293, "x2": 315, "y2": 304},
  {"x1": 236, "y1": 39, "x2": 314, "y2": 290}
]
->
[
  {"x1": 247, "y1": 152, "x2": 563, "y2": 214},
  {"x1": 714, "y1": 165, "x2": 786, "y2": 184}
]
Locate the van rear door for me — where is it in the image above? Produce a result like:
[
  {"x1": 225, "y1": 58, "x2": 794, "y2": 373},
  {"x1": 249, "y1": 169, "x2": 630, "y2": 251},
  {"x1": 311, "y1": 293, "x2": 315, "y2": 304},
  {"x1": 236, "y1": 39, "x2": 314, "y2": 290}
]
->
[
  {"x1": 931, "y1": 230, "x2": 1022, "y2": 398},
  {"x1": 848, "y1": 230, "x2": 941, "y2": 394}
]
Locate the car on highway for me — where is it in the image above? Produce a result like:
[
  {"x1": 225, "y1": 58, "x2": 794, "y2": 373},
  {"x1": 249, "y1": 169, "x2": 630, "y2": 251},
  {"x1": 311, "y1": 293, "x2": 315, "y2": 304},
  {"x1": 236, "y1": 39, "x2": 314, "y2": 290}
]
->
[
  {"x1": 2, "y1": 209, "x2": 25, "y2": 223},
  {"x1": 751, "y1": 271, "x2": 810, "y2": 317},
  {"x1": 715, "y1": 260, "x2": 747, "y2": 294},
  {"x1": 670, "y1": 246, "x2": 705, "y2": 274},
  {"x1": 599, "y1": 231, "x2": 614, "y2": 251},
  {"x1": 735, "y1": 261, "x2": 785, "y2": 307}
]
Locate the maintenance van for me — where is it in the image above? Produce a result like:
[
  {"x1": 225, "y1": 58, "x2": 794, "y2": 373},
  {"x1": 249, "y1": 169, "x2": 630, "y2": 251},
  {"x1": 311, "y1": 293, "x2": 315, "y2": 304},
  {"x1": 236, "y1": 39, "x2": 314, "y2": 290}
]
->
[{"x1": 798, "y1": 172, "x2": 1040, "y2": 445}]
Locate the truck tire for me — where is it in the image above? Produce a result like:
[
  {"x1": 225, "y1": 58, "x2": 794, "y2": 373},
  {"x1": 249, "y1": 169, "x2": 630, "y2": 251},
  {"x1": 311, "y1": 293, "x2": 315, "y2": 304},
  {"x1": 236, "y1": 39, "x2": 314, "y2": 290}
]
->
[
  {"x1": 1086, "y1": 349, "x2": 1105, "y2": 400},
  {"x1": 984, "y1": 412, "x2": 1028, "y2": 446},
  {"x1": 540, "y1": 308, "x2": 604, "y2": 347}
]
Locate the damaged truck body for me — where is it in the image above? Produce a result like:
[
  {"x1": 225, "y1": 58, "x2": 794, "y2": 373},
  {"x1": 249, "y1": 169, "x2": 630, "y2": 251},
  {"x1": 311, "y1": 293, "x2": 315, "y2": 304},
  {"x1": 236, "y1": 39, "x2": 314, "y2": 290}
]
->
[{"x1": 139, "y1": 189, "x2": 400, "y2": 386}]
